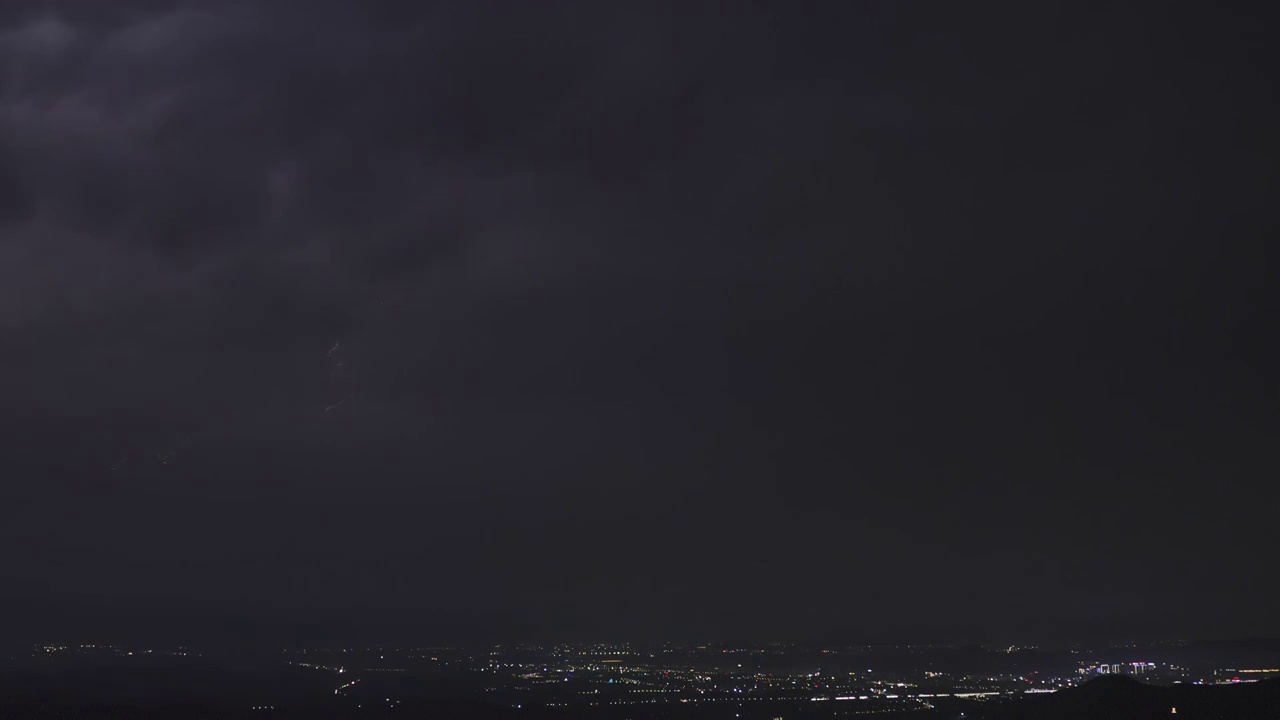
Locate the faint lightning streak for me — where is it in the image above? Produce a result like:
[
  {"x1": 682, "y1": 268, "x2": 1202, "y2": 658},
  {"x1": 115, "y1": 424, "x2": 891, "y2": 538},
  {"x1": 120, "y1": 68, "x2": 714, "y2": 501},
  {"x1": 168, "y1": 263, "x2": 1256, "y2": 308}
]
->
[
  {"x1": 324, "y1": 396, "x2": 349, "y2": 413},
  {"x1": 109, "y1": 451, "x2": 133, "y2": 472}
]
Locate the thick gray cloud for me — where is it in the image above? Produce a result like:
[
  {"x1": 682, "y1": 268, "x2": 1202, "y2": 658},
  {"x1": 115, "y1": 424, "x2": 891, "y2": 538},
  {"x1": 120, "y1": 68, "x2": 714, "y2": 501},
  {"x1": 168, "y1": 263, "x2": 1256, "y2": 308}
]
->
[{"x1": 0, "y1": 1, "x2": 1276, "y2": 644}]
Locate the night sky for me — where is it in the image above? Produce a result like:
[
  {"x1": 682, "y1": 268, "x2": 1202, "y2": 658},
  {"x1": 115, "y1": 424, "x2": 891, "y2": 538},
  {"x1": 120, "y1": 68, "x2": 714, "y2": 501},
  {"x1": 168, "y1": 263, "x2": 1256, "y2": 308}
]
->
[{"x1": 1, "y1": 2, "x2": 1275, "y2": 648}]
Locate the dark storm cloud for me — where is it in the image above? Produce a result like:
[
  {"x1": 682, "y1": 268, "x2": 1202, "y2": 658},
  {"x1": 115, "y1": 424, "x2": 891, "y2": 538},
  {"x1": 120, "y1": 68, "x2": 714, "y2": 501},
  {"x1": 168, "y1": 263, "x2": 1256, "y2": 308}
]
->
[
  {"x1": 1, "y1": 2, "x2": 725, "y2": 331},
  {"x1": 1, "y1": 1, "x2": 1276, "y2": 645},
  {"x1": 0, "y1": 2, "x2": 766, "y2": 630},
  {"x1": 0, "y1": 4, "x2": 609, "y2": 401}
]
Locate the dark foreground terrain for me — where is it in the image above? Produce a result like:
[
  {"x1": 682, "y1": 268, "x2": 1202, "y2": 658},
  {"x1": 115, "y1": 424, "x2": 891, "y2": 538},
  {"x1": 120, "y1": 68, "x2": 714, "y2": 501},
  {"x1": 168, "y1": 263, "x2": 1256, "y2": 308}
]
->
[{"x1": 976, "y1": 675, "x2": 1280, "y2": 720}]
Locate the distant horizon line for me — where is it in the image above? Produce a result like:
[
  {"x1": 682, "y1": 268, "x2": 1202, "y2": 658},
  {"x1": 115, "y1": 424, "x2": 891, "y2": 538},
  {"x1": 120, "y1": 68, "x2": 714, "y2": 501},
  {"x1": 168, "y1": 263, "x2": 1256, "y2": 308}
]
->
[{"x1": 12, "y1": 636, "x2": 1280, "y2": 651}]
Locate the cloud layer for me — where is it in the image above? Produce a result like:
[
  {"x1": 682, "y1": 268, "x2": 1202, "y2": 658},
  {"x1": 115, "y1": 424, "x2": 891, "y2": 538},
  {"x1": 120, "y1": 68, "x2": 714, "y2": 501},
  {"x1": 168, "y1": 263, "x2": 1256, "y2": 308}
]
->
[{"x1": 1, "y1": 1, "x2": 1276, "y2": 644}]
